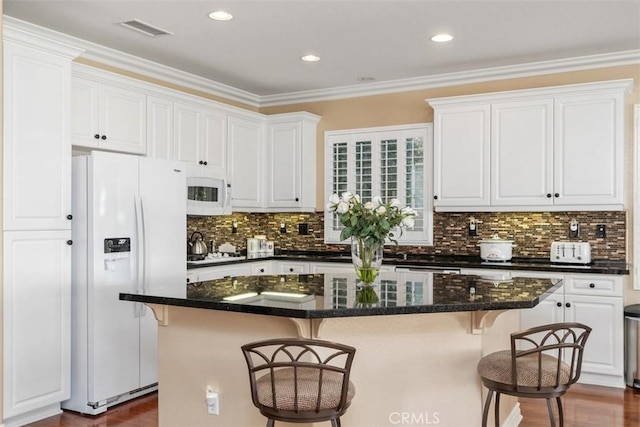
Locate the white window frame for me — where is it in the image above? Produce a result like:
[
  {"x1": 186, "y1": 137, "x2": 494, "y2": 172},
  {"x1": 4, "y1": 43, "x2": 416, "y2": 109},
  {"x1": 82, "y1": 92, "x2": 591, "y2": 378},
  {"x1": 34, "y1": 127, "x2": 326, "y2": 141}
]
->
[{"x1": 324, "y1": 123, "x2": 433, "y2": 246}]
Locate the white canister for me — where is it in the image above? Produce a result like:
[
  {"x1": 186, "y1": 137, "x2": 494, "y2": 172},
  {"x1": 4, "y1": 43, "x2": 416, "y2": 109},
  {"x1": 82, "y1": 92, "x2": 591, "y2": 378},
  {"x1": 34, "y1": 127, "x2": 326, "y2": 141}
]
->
[{"x1": 247, "y1": 238, "x2": 259, "y2": 253}]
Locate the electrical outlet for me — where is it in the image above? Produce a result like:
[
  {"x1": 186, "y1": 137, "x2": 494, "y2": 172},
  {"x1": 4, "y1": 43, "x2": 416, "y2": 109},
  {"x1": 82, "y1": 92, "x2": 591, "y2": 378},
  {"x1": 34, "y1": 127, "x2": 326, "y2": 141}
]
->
[
  {"x1": 280, "y1": 223, "x2": 287, "y2": 234},
  {"x1": 569, "y1": 219, "x2": 579, "y2": 238},
  {"x1": 206, "y1": 386, "x2": 219, "y2": 415},
  {"x1": 595, "y1": 224, "x2": 606, "y2": 238},
  {"x1": 468, "y1": 220, "x2": 477, "y2": 236},
  {"x1": 298, "y1": 223, "x2": 309, "y2": 235}
]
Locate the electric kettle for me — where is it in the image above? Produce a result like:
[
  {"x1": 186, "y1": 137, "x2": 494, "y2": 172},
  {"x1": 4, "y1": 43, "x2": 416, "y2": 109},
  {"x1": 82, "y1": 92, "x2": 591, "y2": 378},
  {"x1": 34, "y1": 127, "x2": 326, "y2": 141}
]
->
[{"x1": 187, "y1": 231, "x2": 208, "y2": 256}]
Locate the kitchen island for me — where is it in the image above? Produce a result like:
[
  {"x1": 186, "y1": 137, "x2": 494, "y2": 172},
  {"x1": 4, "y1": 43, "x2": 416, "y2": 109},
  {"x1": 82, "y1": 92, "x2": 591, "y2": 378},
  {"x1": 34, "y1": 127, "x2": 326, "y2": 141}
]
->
[{"x1": 120, "y1": 272, "x2": 561, "y2": 427}]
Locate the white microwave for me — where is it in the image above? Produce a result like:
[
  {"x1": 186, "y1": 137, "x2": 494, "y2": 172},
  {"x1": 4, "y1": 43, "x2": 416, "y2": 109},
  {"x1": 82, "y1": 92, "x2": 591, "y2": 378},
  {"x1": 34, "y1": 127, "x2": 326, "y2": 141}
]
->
[{"x1": 187, "y1": 176, "x2": 232, "y2": 216}]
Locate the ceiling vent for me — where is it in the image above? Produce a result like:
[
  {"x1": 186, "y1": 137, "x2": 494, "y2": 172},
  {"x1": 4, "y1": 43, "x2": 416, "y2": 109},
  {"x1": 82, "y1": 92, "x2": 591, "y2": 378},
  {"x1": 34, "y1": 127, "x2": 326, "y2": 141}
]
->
[{"x1": 119, "y1": 19, "x2": 173, "y2": 37}]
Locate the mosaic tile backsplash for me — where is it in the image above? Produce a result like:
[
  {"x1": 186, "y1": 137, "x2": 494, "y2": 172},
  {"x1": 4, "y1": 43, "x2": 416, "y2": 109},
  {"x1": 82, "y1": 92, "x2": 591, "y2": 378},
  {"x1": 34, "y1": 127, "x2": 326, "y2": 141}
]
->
[{"x1": 188, "y1": 211, "x2": 626, "y2": 261}]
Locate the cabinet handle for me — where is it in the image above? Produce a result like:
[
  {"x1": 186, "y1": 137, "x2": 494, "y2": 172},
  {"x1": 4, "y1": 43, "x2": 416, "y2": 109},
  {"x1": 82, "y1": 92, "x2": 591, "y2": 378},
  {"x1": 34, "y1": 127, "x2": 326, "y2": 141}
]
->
[
  {"x1": 433, "y1": 195, "x2": 438, "y2": 200},
  {"x1": 67, "y1": 214, "x2": 73, "y2": 220},
  {"x1": 546, "y1": 193, "x2": 552, "y2": 198},
  {"x1": 101, "y1": 135, "x2": 107, "y2": 140},
  {"x1": 66, "y1": 240, "x2": 73, "y2": 245},
  {"x1": 94, "y1": 134, "x2": 100, "y2": 139},
  {"x1": 556, "y1": 302, "x2": 562, "y2": 307},
  {"x1": 589, "y1": 283, "x2": 595, "y2": 288},
  {"x1": 554, "y1": 193, "x2": 560, "y2": 198},
  {"x1": 565, "y1": 302, "x2": 571, "y2": 308}
]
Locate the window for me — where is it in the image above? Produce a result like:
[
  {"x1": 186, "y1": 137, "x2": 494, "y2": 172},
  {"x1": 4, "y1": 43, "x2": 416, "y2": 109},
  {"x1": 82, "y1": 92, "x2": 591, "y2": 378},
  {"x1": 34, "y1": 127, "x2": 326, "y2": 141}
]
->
[{"x1": 324, "y1": 124, "x2": 433, "y2": 245}]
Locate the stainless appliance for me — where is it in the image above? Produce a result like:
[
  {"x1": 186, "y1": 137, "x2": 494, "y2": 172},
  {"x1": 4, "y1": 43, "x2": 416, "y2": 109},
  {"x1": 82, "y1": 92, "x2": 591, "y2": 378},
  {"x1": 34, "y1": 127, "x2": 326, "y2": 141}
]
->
[
  {"x1": 550, "y1": 241, "x2": 592, "y2": 264},
  {"x1": 187, "y1": 231, "x2": 208, "y2": 257},
  {"x1": 64, "y1": 151, "x2": 186, "y2": 415},
  {"x1": 187, "y1": 175, "x2": 231, "y2": 215}
]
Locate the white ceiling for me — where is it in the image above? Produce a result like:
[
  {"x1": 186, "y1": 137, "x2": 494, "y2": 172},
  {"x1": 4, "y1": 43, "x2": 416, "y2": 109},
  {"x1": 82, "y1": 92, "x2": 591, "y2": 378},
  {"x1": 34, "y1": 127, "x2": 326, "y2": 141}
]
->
[{"x1": 4, "y1": 0, "x2": 640, "y2": 102}]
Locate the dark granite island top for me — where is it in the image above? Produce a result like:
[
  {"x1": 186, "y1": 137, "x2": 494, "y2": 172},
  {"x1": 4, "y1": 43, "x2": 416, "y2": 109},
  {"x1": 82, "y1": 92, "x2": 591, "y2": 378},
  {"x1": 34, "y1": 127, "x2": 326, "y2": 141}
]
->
[{"x1": 120, "y1": 272, "x2": 562, "y2": 319}]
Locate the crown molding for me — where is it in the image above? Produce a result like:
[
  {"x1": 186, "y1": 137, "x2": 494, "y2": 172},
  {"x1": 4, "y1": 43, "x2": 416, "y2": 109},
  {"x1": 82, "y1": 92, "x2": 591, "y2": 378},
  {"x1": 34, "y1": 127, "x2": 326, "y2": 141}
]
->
[
  {"x1": 5, "y1": 15, "x2": 639, "y2": 109},
  {"x1": 259, "y1": 50, "x2": 640, "y2": 107}
]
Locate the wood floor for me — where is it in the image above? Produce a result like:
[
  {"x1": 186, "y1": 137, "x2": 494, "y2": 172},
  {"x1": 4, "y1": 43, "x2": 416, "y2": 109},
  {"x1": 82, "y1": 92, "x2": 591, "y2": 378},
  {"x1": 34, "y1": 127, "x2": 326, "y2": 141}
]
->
[{"x1": 25, "y1": 384, "x2": 640, "y2": 426}]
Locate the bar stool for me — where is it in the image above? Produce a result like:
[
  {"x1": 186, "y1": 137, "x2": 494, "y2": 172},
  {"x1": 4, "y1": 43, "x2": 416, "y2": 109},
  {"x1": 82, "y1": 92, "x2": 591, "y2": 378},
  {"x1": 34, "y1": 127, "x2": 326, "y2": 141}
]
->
[
  {"x1": 241, "y1": 338, "x2": 356, "y2": 427},
  {"x1": 477, "y1": 322, "x2": 591, "y2": 427}
]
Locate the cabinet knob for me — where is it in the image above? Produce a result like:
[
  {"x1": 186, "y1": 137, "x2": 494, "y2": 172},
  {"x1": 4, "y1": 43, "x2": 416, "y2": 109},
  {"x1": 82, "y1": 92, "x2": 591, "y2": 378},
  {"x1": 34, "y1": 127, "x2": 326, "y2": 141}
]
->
[
  {"x1": 199, "y1": 160, "x2": 204, "y2": 165},
  {"x1": 433, "y1": 195, "x2": 438, "y2": 200},
  {"x1": 589, "y1": 283, "x2": 596, "y2": 288},
  {"x1": 289, "y1": 268, "x2": 294, "y2": 272},
  {"x1": 186, "y1": 278, "x2": 190, "y2": 283},
  {"x1": 66, "y1": 240, "x2": 73, "y2": 245},
  {"x1": 260, "y1": 268, "x2": 264, "y2": 273},
  {"x1": 101, "y1": 135, "x2": 107, "y2": 140},
  {"x1": 203, "y1": 161, "x2": 208, "y2": 166},
  {"x1": 67, "y1": 214, "x2": 73, "y2": 220},
  {"x1": 546, "y1": 193, "x2": 552, "y2": 198},
  {"x1": 94, "y1": 134, "x2": 100, "y2": 139},
  {"x1": 554, "y1": 193, "x2": 560, "y2": 198},
  {"x1": 565, "y1": 302, "x2": 571, "y2": 308},
  {"x1": 556, "y1": 302, "x2": 562, "y2": 307}
]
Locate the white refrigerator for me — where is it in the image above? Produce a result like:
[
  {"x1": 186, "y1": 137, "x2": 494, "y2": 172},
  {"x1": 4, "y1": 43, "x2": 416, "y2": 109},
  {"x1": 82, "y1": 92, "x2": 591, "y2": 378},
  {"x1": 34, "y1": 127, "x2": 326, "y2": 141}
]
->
[{"x1": 63, "y1": 151, "x2": 186, "y2": 414}]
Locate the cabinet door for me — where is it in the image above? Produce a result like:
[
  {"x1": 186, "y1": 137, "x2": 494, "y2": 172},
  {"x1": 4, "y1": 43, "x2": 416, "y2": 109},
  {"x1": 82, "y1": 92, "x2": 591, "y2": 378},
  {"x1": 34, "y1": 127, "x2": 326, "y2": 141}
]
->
[
  {"x1": 147, "y1": 96, "x2": 174, "y2": 160},
  {"x1": 196, "y1": 264, "x2": 252, "y2": 282},
  {"x1": 519, "y1": 287, "x2": 564, "y2": 331},
  {"x1": 491, "y1": 99, "x2": 553, "y2": 206},
  {"x1": 251, "y1": 262, "x2": 273, "y2": 275},
  {"x1": 277, "y1": 261, "x2": 310, "y2": 274},
  {"x1": 174, "y1": 102, "x2": 202, "y2": 166},
  {"x1": 99, "y1": 84, "x2": 147, "y2": 154},
  {"x1": 564, "y1": 294, "x2": 624, "y2": 380},
  {"x1": 3, "y1": 230, "x2": 71, "y2": 418},
  {"x1": 433, "y1": 104, "x2": 491, "y2": 208},
  {"x1": 228, "y1": 115, "x2": 264, "y2": 210},
  {"x1": 201, "y1": 110, "x2": 227, "y2": 175},
  {"x1": 554, "y1": 92, "x2": 624, "y2": 206},
  {"x1": 267, "y1": 122, "x2": 301, "y2": 208},
  {"x1": 70, "y1": 77, "x2": 100, "y2": 149},
  {"x1": 3, "y1": 41, "x2": 73, "y2": 231}
]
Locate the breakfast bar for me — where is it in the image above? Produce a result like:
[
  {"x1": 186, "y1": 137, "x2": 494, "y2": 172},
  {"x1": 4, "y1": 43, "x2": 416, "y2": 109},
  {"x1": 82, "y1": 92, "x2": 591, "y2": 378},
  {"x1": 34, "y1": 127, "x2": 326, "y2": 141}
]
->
[{"x1": 121, "y1": 272, "x2": 561, "y2": 427}]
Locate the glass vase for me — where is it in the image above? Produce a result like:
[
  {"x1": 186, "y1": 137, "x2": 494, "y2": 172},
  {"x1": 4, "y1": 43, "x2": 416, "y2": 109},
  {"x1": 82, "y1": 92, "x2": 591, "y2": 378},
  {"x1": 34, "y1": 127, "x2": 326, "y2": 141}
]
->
[{"x1": 351, "y1": 237, "x2": 383, "y2": 284}]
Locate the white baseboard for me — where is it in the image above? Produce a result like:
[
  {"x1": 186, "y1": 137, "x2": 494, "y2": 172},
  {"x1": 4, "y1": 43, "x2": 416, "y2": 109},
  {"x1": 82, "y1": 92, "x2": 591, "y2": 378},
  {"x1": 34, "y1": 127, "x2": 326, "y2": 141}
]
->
[
  {"x1": 3, "y1": 403, "x2": 61, "y2": 427},
  {"x1": 502, "y1": 402, "x2": 523, "y2": 427}
]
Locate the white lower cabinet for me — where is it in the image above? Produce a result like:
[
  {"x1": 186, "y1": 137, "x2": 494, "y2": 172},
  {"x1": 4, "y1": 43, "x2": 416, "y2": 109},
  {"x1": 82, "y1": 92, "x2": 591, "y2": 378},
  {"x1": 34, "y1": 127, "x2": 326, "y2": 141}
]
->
[
  {"x1": 519, "y1": 273, "x2": 624, "y2": 388},
  {"x1": 251, "y1": 261, "x2": 273, "y2": 276},
  {"x1": 310, "y1": 262, "x2": 395, "y2": 274},
  {"x1": 194, "y1": 264, "x2": 252, "y2": 282},
  {"x1": 3, "y1": 231, "x2": 72, "y2": 424},
  {"x1": 277, "y1": 261, "x2": 310, "y2": 274}
]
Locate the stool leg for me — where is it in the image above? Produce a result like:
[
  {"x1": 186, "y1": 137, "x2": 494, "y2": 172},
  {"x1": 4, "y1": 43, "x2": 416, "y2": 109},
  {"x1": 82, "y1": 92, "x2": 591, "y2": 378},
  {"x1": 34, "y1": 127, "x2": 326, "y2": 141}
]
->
[
  {"x1": 494, "y1": 392, "x2": 500, "y2": 427},
  {"x1": 266, "y1": 419, "x2": 275, "y2": 427},
  {"x1": 546, "y1": 398, "x2": 556, "y2": 427},
  {"x1": 332, "y1": 418, "x2": 342, "y2": 427},
  {"x1": 556, "y1": 396, "x2": 564, "y2": 427},
  {"x1": 482, "y1": 389, "x2": 494, "y2": 427}
]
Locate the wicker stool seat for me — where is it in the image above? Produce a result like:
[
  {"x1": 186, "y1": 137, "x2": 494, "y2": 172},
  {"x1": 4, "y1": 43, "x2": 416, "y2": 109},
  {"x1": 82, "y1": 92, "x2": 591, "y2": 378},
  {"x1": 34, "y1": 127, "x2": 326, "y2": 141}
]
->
[
  {"x1": 477, "y1": 322, "x2": 591, "y2": 427},
  {"x1": 242, "y1": 338, "x2": 356, "y2": 427}
]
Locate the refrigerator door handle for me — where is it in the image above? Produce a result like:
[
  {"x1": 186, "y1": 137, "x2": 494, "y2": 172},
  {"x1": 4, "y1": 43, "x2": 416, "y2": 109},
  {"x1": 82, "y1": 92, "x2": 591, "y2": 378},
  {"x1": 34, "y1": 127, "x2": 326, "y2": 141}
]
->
[{"x1": 134, "y1": 195, "x2": 145, "y2": 294}]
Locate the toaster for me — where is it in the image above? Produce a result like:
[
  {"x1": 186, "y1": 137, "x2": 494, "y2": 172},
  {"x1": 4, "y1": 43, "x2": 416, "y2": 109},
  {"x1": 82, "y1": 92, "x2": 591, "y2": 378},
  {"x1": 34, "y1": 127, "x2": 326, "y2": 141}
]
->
[{"x1": 550, "y1": 241, "x2": 592, "y2": 264}]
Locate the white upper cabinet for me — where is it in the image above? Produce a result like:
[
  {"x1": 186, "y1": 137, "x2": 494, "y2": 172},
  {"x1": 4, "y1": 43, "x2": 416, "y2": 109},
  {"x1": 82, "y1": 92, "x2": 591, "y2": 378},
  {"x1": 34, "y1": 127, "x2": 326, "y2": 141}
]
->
[
  {"x1": 428, "y1": 79, "x2": 633, "y2": 212},
  {"x1": 3, "y1": 35, "x2": 79, "y2": 231},
  {"x1": 554, "y1": 91, "x2": 624, "y2": 206},
  {"x1": 433, "y1": 104, "x2": 490, "y2": 207},
  {"x1": 146, "y1": 95, "x2": 174, "y2": 160},
  {"x1": 71, "y1": 73, "x2": 147, "y2": 154},
  {"x1": 174, "y1": 101, "x2": 227, "y2": 177},
  {"x1": 228, "y1": 114, "x2": 265, "y2": 210},
  {"x1": 491, "y1": 99, "x2": 554, "y2": 206},
  {"x1": 266, "y1": 113, "x2": 320, "y2": 211}
]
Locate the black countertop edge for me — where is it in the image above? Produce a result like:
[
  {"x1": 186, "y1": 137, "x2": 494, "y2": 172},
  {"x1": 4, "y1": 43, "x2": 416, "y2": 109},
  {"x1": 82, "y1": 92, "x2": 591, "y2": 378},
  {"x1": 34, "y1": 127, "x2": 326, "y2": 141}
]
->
[
  {"x1": 188, "y1": 251, "x2": 629, "y2": 275},
  {"x1": 119, "y1": 292, "x2": 548, "y2": 319}
]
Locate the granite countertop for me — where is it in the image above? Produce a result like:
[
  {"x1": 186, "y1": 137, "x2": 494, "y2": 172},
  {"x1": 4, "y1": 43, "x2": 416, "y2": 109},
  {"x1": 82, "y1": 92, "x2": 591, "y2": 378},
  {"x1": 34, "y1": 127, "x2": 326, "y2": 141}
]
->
[
  {"x1": 187, "y1": 250, "x2": 629, "y2": 275},
  {"x1": 120, "y1": 272, "x2": 562, "y2": 319}
]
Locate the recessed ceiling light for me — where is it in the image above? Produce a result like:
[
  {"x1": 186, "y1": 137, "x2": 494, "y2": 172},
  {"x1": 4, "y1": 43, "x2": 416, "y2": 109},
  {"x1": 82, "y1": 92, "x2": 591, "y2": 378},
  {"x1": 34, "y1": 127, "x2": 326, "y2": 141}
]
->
[
  {"x1": 209, "y1": 10, "x2": 233, "y2": 21},
  {"x1": 301, "y1": 54, "x2": 320, "y2": 62},
  {"x1": 430, "y1": 33, "x2": 453, "y2": 43}
]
